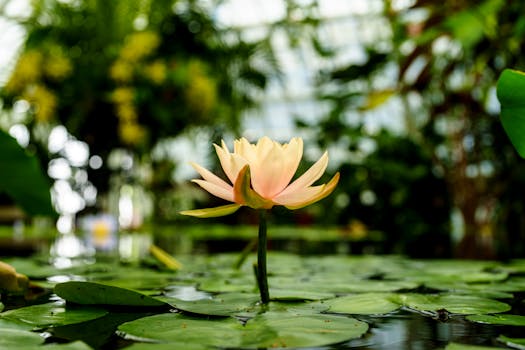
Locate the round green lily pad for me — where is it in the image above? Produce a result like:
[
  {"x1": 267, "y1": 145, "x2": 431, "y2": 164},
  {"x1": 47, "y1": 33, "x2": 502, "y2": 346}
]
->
[
  {"x1": 118, "y1": 311, "x2": 368, "y2": 348},
  {"x1": 269, "y1": 289, "x2": 335, "y2": 301},
  {"x1": 243, "y1": 312, "x2": 369, "y2": 348},
  {"x1": 119, "y1": 313, "x2": 245, "y2": 348},
  {"x1": 497, "y1": 335, "x2": 525, "y2": 348},
  {"x1": 54, "y1": 281, "x2": 168, "y2": 307},
  {"x1": 324, "y1": 293, "x2": 400, "y2": 315},
  {"x1": 163, "y1": 293, "x2": 260, "y2": 317},
  {"x1": 445, "y1": 342, "x2": 502, "y2": 350},
  {"x1": 466, "y1": 314, "x2": 525, "y2": 326},
  {"x1": 394, "y1": 294, "x2": 511, "y2": 315},
  {"x1": 0, "y1": 328, "x2": 43, "y2": 348},
  {"x1": 424, "y1": 281, "x2": 514, "y2": 299},
  {"x1": 1, "y1": 301, "x2": 107, "y2": 327},
  {"x1": 125, "y1": 342, "x2": 209, "y2": 350},
  {"x1": 37, "y1": 341, "x2": 93, "y2": 350}
]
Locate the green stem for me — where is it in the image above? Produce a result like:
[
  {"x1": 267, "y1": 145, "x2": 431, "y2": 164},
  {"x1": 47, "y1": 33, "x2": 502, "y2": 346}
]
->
[{"x1": 257, "y1": 209, "x2": 270, "y2": 304}]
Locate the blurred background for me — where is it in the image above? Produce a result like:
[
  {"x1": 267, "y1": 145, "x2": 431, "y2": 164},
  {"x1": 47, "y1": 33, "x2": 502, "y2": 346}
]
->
[{"x1": 1, "y1": 0, "x2": 525, "y2": 260}]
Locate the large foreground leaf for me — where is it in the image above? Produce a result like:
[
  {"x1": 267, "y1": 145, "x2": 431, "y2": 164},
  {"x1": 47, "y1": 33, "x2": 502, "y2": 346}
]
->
[
  {"x1": 0, "y1": 328, "x2": 43, "y2": 348},
  {"x1": 118, "y1": 311, "x2": 368, "y2": 348},
  {"x1": 243, "y1": 312, "x2": 368, "y2": 348},
  {"x1": 54, "y1": 281, "x2": 168, "y2": 307},
  {"x1": 0, "y1": 301, "x2": 107, "y2": 327}
]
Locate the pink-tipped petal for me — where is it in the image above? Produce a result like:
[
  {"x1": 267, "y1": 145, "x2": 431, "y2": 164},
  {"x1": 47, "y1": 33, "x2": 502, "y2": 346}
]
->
[
  {"x1": 274, "y1": 172, "x2": 339, "y2": 209},
  {"x1": 192, "y1": 179, "x2": 234, "y2": 202}
]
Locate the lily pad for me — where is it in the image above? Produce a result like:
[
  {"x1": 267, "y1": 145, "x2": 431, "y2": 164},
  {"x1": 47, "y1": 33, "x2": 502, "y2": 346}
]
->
[
  {"x1": 269, "y1": 289, "x2": 335, "y2": 301},
  {"x1": 466, "y1": 314, "x2": 525, "y2": 326},
  {"x1": 54, "y1": 281, "x2": 168, "y2": 307},
  {"x1": 163, "y1": 293, "x2": 259, "y2": 317},
  {"x1": 197, "y1": 276, "x2": 255, "y2": 293},
  {"x1": 0, "y1": 328, "x2": 43, "y2": 348},
  {"x1": 445, "y1": 343, "x2": 502, "y2": 350},
  {"x1": 1, "y1": 301, "x2": 107, "y2": 327},
  {"x1": 498, "y1": 335, "x2": 525, "y2": 349},
  {"x1": 424, "y1": 281, "x2": 514, "y2": 299},
  {"x1": 126, "y1": 343, "x2": 209, "y2": 350},
  {"x1": 36, "y1": 341, "x2": 93, "y2": 350},
  {"x1": 394, "y1": 294, "x2": 511, "y2": 315},
  {"x1": 275, "y1": 276, "x2": 418, "y2": 294},
  {"x1": 242, "y1": 312, "x2": 369, "y2": 348},
  {"x1": 324, "y1": 293, "x2": 400, "y2": 315},
  {"x1": 119, "y1": 311, "x2": 368, "y2": 348},
  {"x1": 119, "y1": 313, "x2": 246, "y2": 348}
]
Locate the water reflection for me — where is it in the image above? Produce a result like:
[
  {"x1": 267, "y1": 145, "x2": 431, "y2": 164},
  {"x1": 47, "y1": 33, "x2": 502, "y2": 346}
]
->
[{"x1": 338, "y1": 310, "x2": 501, "y2": 349}]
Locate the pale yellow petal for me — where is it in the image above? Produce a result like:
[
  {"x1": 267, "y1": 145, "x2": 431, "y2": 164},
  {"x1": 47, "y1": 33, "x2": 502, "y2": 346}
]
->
[
  {"x1": 273, "y1": 172, "x2": 339, "y2": 209},
  {"x1": 180, "y1": 204, "x2": 242, "y2": 218},
  {"x1": 276, "y1": 151, "x2": 329, "y2": 198},
  {"x1": 249, "y1": 137, "x2": 303, "y2": 199},
  {"x1": 214, "y1": 142, "x2": 248, "y2": 184},
  {"x1": 255, "y1": 136, "x2": 274, "y2": 160},
  {"x1": 234, "y1": 137, "x2": 255, "y2": 160},
  {"x1": 190, "y1": 162, "x2": 231, "y2": 189},
  {"x1": 192, "y1": 179, "x2": 234, "y2": 202},
  {"x1": 214, "y1": 142, "x2": 234, "y2": 183}
]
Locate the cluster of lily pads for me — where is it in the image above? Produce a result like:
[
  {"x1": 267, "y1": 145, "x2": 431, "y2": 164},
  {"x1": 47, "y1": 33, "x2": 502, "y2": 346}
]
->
[{"x1": 1, "y1": 253, "x2": 525, "y2": 349}]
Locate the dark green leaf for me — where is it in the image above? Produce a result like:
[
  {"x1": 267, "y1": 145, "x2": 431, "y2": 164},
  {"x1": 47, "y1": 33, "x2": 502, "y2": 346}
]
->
[
  {"x1": 497, "y1": 69, "x2": 525, "y2": 157},
  {"x1": 0, "y1": 130, "x2": 55, "y2": 216},
  {"x1": 466, "y1": 314, "x2": 525, "y2": 326},
  {"x1": 0, "y1": 328, "x2": 43, "y2": 348},
  {"x1": 1, "y1": 301, "x2": 107, "y2": 327},
  {"x1": 497, "y1": 335, "x2": 525, "y2": 349},
  {"x1": 394, "y1": 294, "x2": 511, "y2": 315},
  {"x1": 54, "y1": 281, "x2": 168, "y2": 307}
]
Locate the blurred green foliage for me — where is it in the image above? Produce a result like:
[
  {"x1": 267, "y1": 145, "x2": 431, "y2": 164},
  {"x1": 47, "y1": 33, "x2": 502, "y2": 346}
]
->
[
  {"x1": 296, "y1": 0, "x2": 525, "y2": 258},
  {"x1": 2, "y1": 0, "x2": 525, "y2": 259},
  {"x1": 1, "y1": 0, "x2": 277, "y2": 191}
]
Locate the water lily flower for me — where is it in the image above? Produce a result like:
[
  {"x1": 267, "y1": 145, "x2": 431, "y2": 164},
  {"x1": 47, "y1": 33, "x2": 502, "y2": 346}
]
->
[
  {"x1": 181, "y1": 136, "x2": 339, "y2": 218},
  {"x1": 181, "y1": 136, "x2": 339, "y2": 304}
]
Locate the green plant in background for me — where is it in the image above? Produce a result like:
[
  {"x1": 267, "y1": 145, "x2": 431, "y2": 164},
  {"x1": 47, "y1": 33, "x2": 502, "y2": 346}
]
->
[
  {"x1": 497, "y1": 69, "x2": 525, "y2": 157},
  {"x1": 0, "y1": 129, "x2": 55, "y2": 217},
  {"x1": 181, "y1": 136, "x2": 339, "y2": 303},
  {"x1": 386, "y1": 0, "x2": 525, "y2": 258},
  {"x1": 0, "y1": 0, "x2": 277, "y2": 194},
  {"x1": 296, "y1": 0, "x2": 525, "y2": 258}
]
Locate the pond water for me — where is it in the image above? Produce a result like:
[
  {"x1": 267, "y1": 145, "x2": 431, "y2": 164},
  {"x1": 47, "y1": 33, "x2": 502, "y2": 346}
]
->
[
  {"x1": 1, "y1": 253, "x2": 525, "y2": 349},
  {"x1": 343, "y1": 312, "x2": 502, "y2": 349}
]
